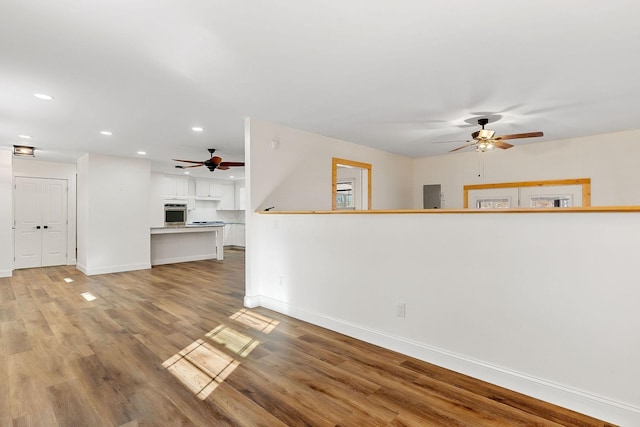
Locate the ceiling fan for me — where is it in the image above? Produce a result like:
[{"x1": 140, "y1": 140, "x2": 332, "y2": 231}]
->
[
  {"x1": 173, "y1": 149, "x2": 245, "y2": 172},
  {"x1": 445, "y1": 118, "x2": 544, "y2": 153}
]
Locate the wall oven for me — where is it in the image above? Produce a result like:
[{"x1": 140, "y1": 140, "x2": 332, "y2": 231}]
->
[{"x1": 164, "y1": 203, "x2": 187, "y2": 226}]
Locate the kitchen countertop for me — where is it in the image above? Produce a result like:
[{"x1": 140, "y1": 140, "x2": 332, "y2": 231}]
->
[{"x1": 150, "y1": 225, "x2": 225, "y2": 233}]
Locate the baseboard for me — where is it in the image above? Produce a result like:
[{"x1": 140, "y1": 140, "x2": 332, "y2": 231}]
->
[
  {"x1": 77, "y1": 262, "x2": 151, "y2": 276},
  {"x1": 0, "y1": 268, "x2": 12, "y2": 278},
  {"x1": 151, "y1": 253, "x2": 216, "y2": 266},
  {"x1": 255, "y1": 295, "x2": 640, "y2": 426},
  {"x1": 243, "y1": 295, "x2": 261, "y2": 308},
  {"x1": 76, "y1": 263, "x2": 88, "y2": 275}
]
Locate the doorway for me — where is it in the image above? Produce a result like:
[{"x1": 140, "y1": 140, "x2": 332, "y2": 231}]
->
[
  {"x1": 332, "y1": 158, "x2": 372, "y2": 210},
  {"x1": 14, "y1": 177, "x2": 68, "y2": 269}
]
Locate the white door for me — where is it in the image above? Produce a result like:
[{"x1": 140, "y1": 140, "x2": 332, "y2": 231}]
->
[{"x1": 14, "y1": 177, "x2": 68, "y2": 269}]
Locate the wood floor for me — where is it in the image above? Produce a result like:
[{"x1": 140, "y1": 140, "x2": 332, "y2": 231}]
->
[{"x1": 0, "y1": 249, "x2": 615, "y2": 427}]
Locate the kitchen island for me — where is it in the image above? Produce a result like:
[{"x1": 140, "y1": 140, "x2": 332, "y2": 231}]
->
[{"x1": 150, "y1": 224, "x2": 224, "y2": 265}]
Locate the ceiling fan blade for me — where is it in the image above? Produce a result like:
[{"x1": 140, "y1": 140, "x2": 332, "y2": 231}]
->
[
  {"x1": 216, "y1": 166, "x2": 230, "y2": 170},
  {"x1": 432, "y1": 139, "x2": 470, "y2": 144},
  {"x1": 471, "y1": 130, "x2": 480, "y2": 139},
  {"x1": 449, "y1": 143, "x2": 474, "y2": 152},
  {"x1": 495, "y1": 131, "x2": 543, "y2": 141},
  {"x1": 494, "y1": 141, "x2": 514, "y2": 150},
  {"x1": 219, "y1": 162, "x2": 245, "y2": 167},
  {"x1": 172, "y1": 159, "x2": 205, "y2": 164},
  {"x1": 175, "y1": 164, "x2": 203, "y2": 169}
]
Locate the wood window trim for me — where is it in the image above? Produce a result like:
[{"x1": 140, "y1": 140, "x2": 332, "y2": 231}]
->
[
  {"x1": 332, "y1": 158, "x2": 372, "y2": 210},
  {"x1": 463, "y1": 178, "x2": 591, "y2": 208}
]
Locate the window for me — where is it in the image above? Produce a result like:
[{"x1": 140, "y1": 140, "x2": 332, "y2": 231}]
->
[
  {"x1": 336, "y1": 181, "x2": 355, "y2": 209},
  {"x1": 475, "y1": 198, "x2": 511, "y2": 209},
  {"x1": 530, "y1": 195, "x2": 572, "y2": 208}
]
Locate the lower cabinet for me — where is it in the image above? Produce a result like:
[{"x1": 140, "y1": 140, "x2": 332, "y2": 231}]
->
[{"x1": 224, "y1": 224, "x2": 245, "y2": 247}]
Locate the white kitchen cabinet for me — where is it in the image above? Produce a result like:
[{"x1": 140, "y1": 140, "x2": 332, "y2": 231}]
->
[
  {"x1": 196, "y1": 180, "x2": 221, "y2": 199},
  {"x1": 196, "y1": 179, "x2": 235, "y2": 209},
  {"x1": 218, "y1": 182, "x2": 235, "y2": 210},
  {"x1": 234, "y1": 180, "x2": 246, "y2": 210},
  {"x1": 161, "y1": 175, "x2": 189, "y2": 199},
  {"x1": 223, "y1": 223, "x2": 245, "y2": 247}
]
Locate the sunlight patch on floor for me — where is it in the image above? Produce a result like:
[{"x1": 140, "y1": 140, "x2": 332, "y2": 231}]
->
[
  {"x1": 205, "y1": 324, "x2": 260, "y2": 357},
  {"x1": 161, "y1": 308, "x2": 277, "y2": 400},
  {"x1": 229, "y1": 308, "x2": 279, "y2": 333},
  {"x1": 162, "y1": 339, "x2": 241, "y2": 400}
]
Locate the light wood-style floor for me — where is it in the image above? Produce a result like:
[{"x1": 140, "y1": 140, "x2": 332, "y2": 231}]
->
[{"x1": 0, "y1": 249, "x2": 615, "y2": 426}]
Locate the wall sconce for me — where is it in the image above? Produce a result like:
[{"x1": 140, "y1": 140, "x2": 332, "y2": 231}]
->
[{"x1": 13, "y1": 145, "x2": 35, "y2": 157}]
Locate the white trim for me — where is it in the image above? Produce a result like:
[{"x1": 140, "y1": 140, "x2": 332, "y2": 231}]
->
[
  {"x1": 256, "y1": 295, "x2": 640, "y2": 426},
  {"x1": 76, "y1": 262, "x2": 151, "y2": 276},
  {"x1": 243, "y1": 295, "x2": 261, "y2": 308},
  {"x1": 0, "y1": 269, "x2": 12, "y2": 278},
  {"x1": 151, "y1": 253, "x2": 216, "y2": 266}
]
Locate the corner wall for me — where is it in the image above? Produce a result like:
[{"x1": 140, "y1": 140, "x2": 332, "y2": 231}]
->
[
  {"x1": 245, "y1": 118, "x2": 414, "y2": 305},
  {"x1": 245, "y1": 120, "x2": 640, "y2": 424},
  {"x1": 76, "y1": 153, "x2": 151, "y2": 275}
]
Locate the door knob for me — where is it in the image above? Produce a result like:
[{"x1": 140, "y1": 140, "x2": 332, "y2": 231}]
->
[
  {"x1": 36, "y1": 226, "x2": 41, "y2": 229},
  {"x1": 43, "y1": 225, "x2": 49, "y2": 229}
]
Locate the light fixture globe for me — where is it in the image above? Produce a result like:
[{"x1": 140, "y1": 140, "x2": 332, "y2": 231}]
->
[{"x1": 13, "y1": 145, "x2": 35, "y2": 156}]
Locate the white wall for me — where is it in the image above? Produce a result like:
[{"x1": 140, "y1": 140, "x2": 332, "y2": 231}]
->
[
  {"x1": 76, "y1": 153, "x2": 151, "y2": 275},
  {"x1": 245, "y1": 118, "x2": 414, "y2": 305},
  {"x1": 248, "y1": 118, "x2": 414, "y2": 212},
  {"x1": 13, "y1": 158, "x2": 77, "y2": 265},
  {"x1": 254, "y1": 212, "x2": 640, "y2": 425},
  {"x1": 414, "y1": 129, "x2": 640, "y2": 208},
  {"x1": 0, "y1": 150, "x2": 12, "y2": 277},
  {"x1": 246, "y1": 120, "x2": 640, "y2": 424}
]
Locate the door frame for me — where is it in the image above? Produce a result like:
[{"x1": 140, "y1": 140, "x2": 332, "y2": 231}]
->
[{"x1": 12, "y1": 159, "x2": 78, "y2": 269}]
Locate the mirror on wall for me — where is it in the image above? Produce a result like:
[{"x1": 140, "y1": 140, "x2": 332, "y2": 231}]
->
[{"x1": 332, "y1": 158, "x2": 372, "y2": 210}]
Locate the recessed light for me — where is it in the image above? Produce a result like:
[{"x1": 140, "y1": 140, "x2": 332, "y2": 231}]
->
[
  {"x1": 18, "y1": 135, "x2": 32, "y2": 139},
  {"x1": 34, "y1": 93, "x2": 54, "y2": 100},
  {"x1": 229, "y1": 176, "x2": 234, "y2": 179},
  {"x1": 137, "y1": 151, "x2": 146, "y2": 155},
  {"x1": 184, "y1": 171, "x2": 190, "y2": 175},
  {"x1": 192, "y1": 127, "x2": 204, "y2": 132},
  {"x1": 100, "y1": 130, "x2": 113, "y2": 136}
]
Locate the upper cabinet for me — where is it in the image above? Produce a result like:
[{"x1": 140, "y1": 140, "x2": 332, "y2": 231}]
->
[
  {"x1": 196, "y1": 179, "x2": 235, "y2": 209},
  {"x1": 160, "y1": 175, "x2": 189, "y2": 199},
  {"x1": 235, "y1": 180, "x2": 246, "y2": 210},
  {"x1": 195, "y1": 180, "x2": 220, "y2": 199}
]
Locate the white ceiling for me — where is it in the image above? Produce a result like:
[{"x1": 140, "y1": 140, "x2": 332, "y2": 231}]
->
[{"x1": 2, "y1": 1, "x2": 640, "y2": 179}]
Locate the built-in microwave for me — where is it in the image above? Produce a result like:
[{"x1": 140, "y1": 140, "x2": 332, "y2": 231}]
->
[{"x1": 164, "y1": 203, "x2": 187, "y2": 226}]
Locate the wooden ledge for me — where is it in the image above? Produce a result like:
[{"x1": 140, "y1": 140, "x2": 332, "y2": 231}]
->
[{"x1": 257, "y1": 206, "x2": 640, "y2": 214}]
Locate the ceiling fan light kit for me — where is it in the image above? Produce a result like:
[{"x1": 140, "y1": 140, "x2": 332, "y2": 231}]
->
[{"x1": 445, "y1": 118, "x2": 543, "y2": 153}]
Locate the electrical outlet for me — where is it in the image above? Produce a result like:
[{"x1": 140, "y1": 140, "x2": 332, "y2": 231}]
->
[{"x1": 397, "y1": 302, "x2": 406, "y2": 318}]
